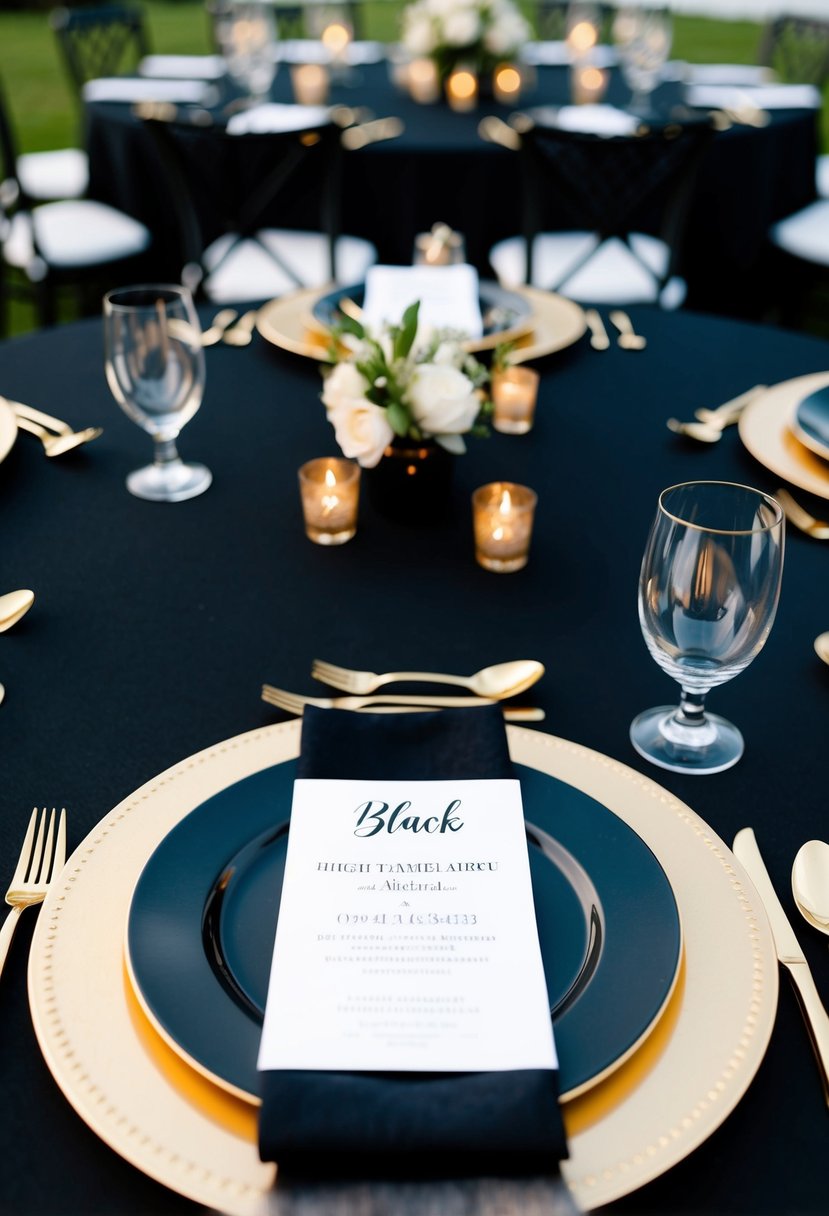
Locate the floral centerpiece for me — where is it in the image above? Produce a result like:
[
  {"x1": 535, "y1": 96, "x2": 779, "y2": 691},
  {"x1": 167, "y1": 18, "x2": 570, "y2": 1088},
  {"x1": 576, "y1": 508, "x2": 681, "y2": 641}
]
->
[
  {"x1": 400, "y1": 0, "x2": 531, "y2": 82},
  {"x1": 322, "y1": 302, "x2": 491, "y2": 520}
]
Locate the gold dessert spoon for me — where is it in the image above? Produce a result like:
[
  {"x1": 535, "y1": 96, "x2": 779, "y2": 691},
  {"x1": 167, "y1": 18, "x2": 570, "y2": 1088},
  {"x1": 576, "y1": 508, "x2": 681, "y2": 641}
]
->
[
  {"x1": 222, "y1": 310, "x2": 259, "y2": 346},
  {"x1": 310, "y1": 657, "x2": 545, "y2": 700},
  {"x1": 0, "y1": 589, "x2": 34, "y2": 633},
  {"x1": 792, "y1": 841, "x2": 829, "y2": 937}
]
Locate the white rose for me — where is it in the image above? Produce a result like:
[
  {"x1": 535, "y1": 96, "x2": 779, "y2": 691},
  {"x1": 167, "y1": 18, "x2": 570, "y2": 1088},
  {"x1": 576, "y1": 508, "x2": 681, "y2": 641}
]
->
[
  {"x1": 403, "y1": 11, "x2": 436, "y2": 55},
  {"x1": 321, "y1": 360, "x2": 370, "y2": 411},
  {"x1": 442, "y1": 7, "x2": 480, "y2": 46},
  {"x1": 326, "y1": 398, "x2": 394, "y2": 468},
  {"x1": 407, "y1": 363, "x2": 480, "y2": 436},
  {"x1": 484, "y1": 10, "x2": 530, "y2": 55}
]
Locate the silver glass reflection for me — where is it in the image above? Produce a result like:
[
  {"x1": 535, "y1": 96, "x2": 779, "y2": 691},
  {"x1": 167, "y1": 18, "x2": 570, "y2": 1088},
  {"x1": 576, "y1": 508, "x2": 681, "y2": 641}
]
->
[
  {"x1": 214, "y1": 0, "x2": 277, "y2": 104},
  {"x1": 613, "y1": 6, "x2": 672, "y2": 116},
  {"x1": 104, "y1": 285, "x2": 212, "y2": 502},
  {"x1": 630, "y1": 481, "x2": 784, "y2": 774}
]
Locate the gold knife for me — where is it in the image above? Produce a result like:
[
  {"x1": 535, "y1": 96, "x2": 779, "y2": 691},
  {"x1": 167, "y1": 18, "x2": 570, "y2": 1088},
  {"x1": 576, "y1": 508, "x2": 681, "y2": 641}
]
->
[{"x1": 733, "y1": 827, "x2": 829, "y2": 1105}]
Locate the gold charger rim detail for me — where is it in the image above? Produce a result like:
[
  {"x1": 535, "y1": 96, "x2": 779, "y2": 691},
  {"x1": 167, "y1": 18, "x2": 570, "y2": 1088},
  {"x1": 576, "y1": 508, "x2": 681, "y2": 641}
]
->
[
  {"x1": 0, "y1": 395, "x2": 18, "y2": 465},
  {"x1": 255, "y1": 285, "x2": 587, "y2": 364},
  {"x1": 738, "y1": 371, "x2": 829, "y2": 500},
  {"x1": 27, "y1": 722, "x2": 777, "y2": 1214}
]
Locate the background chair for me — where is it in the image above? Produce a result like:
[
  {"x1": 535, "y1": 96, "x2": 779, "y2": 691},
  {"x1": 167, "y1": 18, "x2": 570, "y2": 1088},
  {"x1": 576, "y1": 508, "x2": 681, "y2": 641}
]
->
[
  {"x1": 139, "y1": 106, "x2": 376, "y2": 303},
  {"x1": 51, "y1": 4, "x2": 150, "y2": 98},
  {"x1": 485, "y1": 116, "x2": 712, "y2": 309},
  {"x1": 0, "y1": 77, "x2": 150, "y2": 333},
  {"x1": 760, "y1": 15, "x2": 829, "y2": 199}
]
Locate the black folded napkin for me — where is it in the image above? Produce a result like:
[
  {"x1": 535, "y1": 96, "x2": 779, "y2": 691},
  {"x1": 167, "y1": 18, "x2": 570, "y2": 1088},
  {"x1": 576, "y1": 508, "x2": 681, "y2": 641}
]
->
[{"x1": 258, "y1": 705, "x2": 568, "y2": 1180}]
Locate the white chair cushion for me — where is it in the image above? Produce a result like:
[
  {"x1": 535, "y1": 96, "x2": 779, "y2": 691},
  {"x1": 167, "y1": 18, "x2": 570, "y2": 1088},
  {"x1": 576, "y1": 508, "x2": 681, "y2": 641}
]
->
[
  {"x1": 16, "y1": 148, "x2": 89, "y2": 202},
  {"x1": 489, "y1": 231, "x2": 686, "y2": 308},
  {"x1": 3, "y1": 200, "x2": 150, "y2": 271},
  {"x1": 816, "y1": 154, "x2": 829, "y2": 201},
  {"x1": 202, "y1": 229, "x2": 377, "y2": 302},
  {"x1": 770, "y1": 200, "x2": 829, "y2": 268}
]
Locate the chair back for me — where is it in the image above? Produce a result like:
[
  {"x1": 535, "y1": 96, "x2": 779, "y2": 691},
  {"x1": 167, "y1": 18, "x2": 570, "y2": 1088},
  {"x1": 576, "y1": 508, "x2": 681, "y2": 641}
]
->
[
  {"x1": 51, "y1": 4, "x2": 150, "y2": 95},
  {"x1": 139, "y1": 106, "x2": 342, "y2": 295},
  {"x1": 759, "y1": 17, "x2": 829, "y2": 87},
  {"x1": 518, "y1": 118, "x2": 712, "y2": 293}
]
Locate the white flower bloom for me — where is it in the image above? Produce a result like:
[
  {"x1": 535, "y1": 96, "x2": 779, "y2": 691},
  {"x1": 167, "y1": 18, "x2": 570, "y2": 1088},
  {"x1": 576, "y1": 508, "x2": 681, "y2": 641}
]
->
[
  {"x1": 407, "y1": 363, "x2": 480, "y2": 436},
  {"x1": 483, "y1": 9, "x2": 530, "y2": 55},
  {"x1": 442, "y1": 7, "x2": 480, "y2": 46},
  {"x1": 432, "y1": 340, "x2": 463, "y2": 368},
  {"x1": 402, "y1": 10, "x2": 436, "y2": 55},
  {"x1": 321, "y1": 360, "x2": 370, "y2": 410},
  {"x1": 326, "y1": 398, "x2": 394, "y2": 468}
]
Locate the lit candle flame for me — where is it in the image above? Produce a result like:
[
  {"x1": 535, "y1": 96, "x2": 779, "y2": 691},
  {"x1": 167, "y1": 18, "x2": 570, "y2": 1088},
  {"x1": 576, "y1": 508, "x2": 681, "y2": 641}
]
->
[
  {"x1": 499, "y1": 488, "x2": 513, "y2": 515},
  {"x1": 449, "y1": 70, "x2": 477, "y2": 101},
  {"x1": 568, "y1": 20, "x2": 598, "y2": 54},
  {"x1": 322, "y1": 21, "x2": 351, "y2": 55},
  {"x1": 321, "y1": 466, "x2": 339, "y2": 516},
  {"x1": 494, "y1": 65, "x2": 521, "y2": 96}
]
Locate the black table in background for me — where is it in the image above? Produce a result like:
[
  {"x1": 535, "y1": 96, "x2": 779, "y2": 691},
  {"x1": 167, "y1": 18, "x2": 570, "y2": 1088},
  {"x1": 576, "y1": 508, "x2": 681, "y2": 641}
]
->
[
  {"x1": 1, "y1": 305, "x2": 829, "y2": 1215},
  {"x1": 85, "y1": 60, "x2": 819, "y2": 318}
]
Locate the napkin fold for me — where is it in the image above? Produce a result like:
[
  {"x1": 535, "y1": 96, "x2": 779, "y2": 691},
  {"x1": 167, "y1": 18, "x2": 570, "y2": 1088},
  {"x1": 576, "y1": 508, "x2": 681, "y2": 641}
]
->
[
  {"x1": 81, "y1": 77, "x2": 213, "y2": 104},
  {"x1": 258, "y1": 706, "x2": 567, "y2": 1180},
  {"x1": 138, "y1": 54, "x2": 226, "y2": 80},
  {"x1": 685, "y1": 82, "x2": 822, "y2": 111},
  {"x1": 225, "y1": 102, "x2": 331, "y2": 134}
]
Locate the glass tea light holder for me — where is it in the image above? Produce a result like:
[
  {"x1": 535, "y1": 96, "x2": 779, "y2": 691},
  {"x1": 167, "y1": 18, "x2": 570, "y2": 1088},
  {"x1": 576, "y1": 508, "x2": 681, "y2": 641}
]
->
[
  {"x1": 407, "y1": 57, "x2": 440, "y2": 103},
  {"x1": 570, "y1": 63, "x2": 609, "y2": 104},
  {"x1": 493, "y1": 63, "x2": 523, "y2": 106},
  {"x1": 446, "y1": 67, "x2": 478, "y2": 112},
  {"x1": 298, "y1": 457, "x2": 360, "y2": 545},
  {"x1": 472, "y1": 482, "x2": 537, "y2": 572},
  {"x1": 291, "y1": 63, "x2": 330, "y2": 104},
  {"x1": 491, "y1": 366, "x2": 540, "y2": 434},
  {"x1": 320, "y1": 18, "x2": 352, "y2": 63},
  {"x1": 413, "y1": 222, "x2": 466, "y2": 266}
]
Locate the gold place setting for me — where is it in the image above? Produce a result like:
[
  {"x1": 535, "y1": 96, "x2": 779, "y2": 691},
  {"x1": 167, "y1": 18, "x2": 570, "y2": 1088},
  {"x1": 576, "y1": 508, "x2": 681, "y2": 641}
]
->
[{"x1": 4, "y1": 4, "x2": 829, "y2": 1216}]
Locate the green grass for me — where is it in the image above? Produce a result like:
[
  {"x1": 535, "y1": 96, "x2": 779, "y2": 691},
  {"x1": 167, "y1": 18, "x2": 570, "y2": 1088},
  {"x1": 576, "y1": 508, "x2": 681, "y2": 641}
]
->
[{"x1": 0, "y1": 8, "x2": 827, "y2": 337}]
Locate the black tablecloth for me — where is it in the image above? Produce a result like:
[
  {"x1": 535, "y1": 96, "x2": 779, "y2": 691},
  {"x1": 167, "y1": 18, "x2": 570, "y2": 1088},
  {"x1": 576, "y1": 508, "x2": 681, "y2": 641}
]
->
[
  {"x1": 1, "y1": 304, "x2": 829, "y2": 1214},
  {"x1": 85, "y1": 61, "x2": 819, "y2": 317}
]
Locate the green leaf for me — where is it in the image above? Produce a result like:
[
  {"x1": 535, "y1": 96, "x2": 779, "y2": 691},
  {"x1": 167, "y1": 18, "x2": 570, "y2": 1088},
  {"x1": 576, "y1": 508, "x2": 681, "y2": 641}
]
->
[
  {"x1": 386, "y1": 400, "x2": 412, "y2": 437},
  {"x1": 336, "y1": 313, "x2": 364, "y2": 340},
  {"x1": 393, "y1": 301, "x2": 420, "y2": 361}
]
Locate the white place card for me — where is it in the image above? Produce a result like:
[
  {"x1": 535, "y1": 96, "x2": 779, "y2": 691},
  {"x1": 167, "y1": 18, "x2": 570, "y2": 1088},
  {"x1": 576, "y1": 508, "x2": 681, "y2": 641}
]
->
[
  {"x1": 361, "y1": 264, "x2": 483, "y2": 339},
  {"x1": 258, "y1": 778, "x2": 557, "y2": 1074}
]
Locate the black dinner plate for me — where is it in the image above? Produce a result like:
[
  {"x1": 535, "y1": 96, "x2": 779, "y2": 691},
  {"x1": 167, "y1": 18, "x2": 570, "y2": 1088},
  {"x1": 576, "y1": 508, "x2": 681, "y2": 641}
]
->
[
  {"x1": 793, "y1": 384, "x2": 829, "y2": 461},
  {"x1": 127, "y1": 762, "x2": 681, "y2": 1100},
  {"x1": 311, "y1": 281, "x2": 533, "y2": 343}
]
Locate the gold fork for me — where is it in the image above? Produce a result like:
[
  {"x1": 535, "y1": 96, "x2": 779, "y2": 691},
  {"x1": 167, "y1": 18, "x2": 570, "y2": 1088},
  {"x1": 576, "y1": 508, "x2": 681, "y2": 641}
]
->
[
  {"x1": 262, "y1": 685, "x2": 545, "y2": 721},
  {"x1": 775, "y1": 488, "x2": 829, "y2": 540},
  {"x1": 0, "y1": 807, "x2": 67, "y2": 980}
]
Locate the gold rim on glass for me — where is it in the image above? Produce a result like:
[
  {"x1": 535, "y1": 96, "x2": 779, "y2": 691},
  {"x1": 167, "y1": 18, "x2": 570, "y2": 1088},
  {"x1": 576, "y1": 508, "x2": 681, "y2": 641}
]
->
[{"x1": 657, "y1": 479, "x2": 784, "y2": 536}]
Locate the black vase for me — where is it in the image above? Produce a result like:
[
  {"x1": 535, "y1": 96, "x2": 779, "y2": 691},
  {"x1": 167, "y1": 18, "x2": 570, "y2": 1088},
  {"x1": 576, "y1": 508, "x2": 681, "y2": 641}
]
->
[{"x1": 365, "y1": 439, "x2": 454, "y2": 524}]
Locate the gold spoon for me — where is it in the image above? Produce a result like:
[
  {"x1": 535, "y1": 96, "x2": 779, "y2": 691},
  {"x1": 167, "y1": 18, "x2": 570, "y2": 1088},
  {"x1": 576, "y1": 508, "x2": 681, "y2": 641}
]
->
[
  {"x1": 609, "y1": 310, "x2": 647, "y2": 351},
  {"x1": 0, "y1": 589, "x2": 34, "y2": 632},
  {"x1": 222, "y1": 310, "x2": 258, "y2": 346},
  {"x1": 313, "y1": 658, "x2": 545, "y2": 700},
  {"x1": 814, "y1": 632, "x2": 829, "y2": 666},
  {"x1": 667, "y1": 417, "x2": 725, "y2": 443},
  {"x1": 200, "y1": 308, "x2": 238, "y2": 346},
  {"x1": 15, "y1": 416, "x2": 103, "y2": 457},
  {"x1": 792, "y1": 840, "x2": 829, "y2": 937},
  {"x1": 776, "y1": 489, "x2": 829, "y2": 541},
  {"x1": 584, "y1": 308, "x2": 610, "y2": 351}
]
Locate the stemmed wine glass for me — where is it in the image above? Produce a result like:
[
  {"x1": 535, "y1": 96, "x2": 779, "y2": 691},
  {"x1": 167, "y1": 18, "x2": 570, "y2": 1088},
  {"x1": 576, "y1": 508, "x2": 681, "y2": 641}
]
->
[
  {"x1": 213, "y1": 0, "x2": 277, "y2": 106},
  {"x1": 613, "y1": 6, "x2": 673, "y2": 116},
  {"x1": 630, "y1": 481, "x2": 784, "y2": 775},
  {"x1": 103, "y1": 285, "x2": 212, "y2": 503}
]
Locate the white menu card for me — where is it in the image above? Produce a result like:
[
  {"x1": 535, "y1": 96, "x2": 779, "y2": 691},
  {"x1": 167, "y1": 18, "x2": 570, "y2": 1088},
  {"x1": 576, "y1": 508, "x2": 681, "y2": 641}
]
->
[
  {"x1": 361, "y1": 265, "x2": 484, "y2": 339},
  {"x1": 257, "y1": 778, "x2": 557, "y2": 1074}
]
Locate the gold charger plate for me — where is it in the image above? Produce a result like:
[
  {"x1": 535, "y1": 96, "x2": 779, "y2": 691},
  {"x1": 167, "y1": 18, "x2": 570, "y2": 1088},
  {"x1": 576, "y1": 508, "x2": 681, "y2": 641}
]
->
[
  {"x1": 0, "y1": 396, "x2": 18, "y2": 464},
  {"x1": 28, "y1": 723, "x2": 777, "y2": 1214},
  {"x1": 256, "y1": 285, "x2": 586, "y2": 364},
  {"x1": 738, "y1": 371, "x2": 829, "y2": 500}
]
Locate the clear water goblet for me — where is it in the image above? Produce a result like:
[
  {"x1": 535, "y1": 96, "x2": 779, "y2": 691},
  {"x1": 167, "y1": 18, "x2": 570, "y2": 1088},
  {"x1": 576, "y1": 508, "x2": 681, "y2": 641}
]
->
[
  {"x1": 613, "y1": 6, "x2": 673, "y2": 116},
  {"x1": 214, "y1": 0, "x2": 277, "y2": 105},
  {"x1": 103, "y1": 284, "x2": 212, "y2": 503},
  {"x1": 630, "y1": 481, "x2": 784, "y2": 775}
]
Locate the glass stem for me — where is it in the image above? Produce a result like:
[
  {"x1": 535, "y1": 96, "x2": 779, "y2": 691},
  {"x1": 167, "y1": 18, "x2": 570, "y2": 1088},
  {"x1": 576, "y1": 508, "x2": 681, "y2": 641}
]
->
[
  {"x1": 673, "y1": 687, "x2": 709, "y2": 730},
  {"x1": 154, "y1": 436, "x2": 180, "y2": 468}
]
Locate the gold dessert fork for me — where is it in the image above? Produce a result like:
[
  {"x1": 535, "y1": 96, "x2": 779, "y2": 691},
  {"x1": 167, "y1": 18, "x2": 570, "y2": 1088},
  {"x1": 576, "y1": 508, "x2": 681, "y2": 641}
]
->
[
  {"x1": 0, "y1": 807, "x2": 66, "y2": 981},
  {"x1": 775, "y1": 488, "x2": 829, "y2": 540}
]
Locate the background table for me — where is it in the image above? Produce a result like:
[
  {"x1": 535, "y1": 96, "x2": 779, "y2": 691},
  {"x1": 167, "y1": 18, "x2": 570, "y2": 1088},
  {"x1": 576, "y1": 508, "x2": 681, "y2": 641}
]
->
[
  {"x1": 1, "y1": 303, "x2": 828, "y2": 1214},
  {"x1": 85, "y1": 61, "x2": 820, "y2": 318}
]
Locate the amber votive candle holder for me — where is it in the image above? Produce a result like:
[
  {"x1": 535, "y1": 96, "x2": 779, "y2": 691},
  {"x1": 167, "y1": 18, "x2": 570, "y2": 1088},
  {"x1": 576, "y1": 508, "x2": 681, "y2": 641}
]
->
[
  {"x1": 493, "y1": 63, "x2": 522, "y2": 106},
  {"x1": 491, "y1": 367, "x2": 540, "y2": 434},
  {"x1": 407, "y1": 57, "x2": 440, "y2": 104},
  {"x1": 472, "y1": 481, "x2": 537, "y2": 572},
  {"x1": 570, "y1": 63, "x2": 609, "y2": 105},
  {"x1": 298, "y1": 457, "x2": 360, "y2": 545},
  {"x1": 291, "y1": 63, "x2": 330, "y2": 105},
  {"x1": 446, "y1": 67, "x2": 478, "y2": 112}
]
